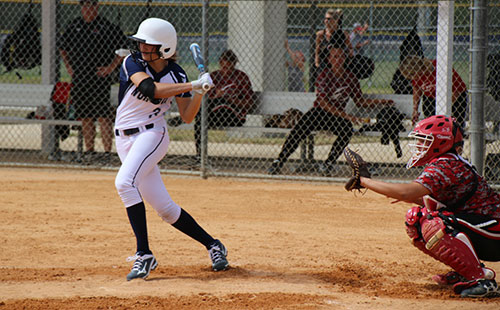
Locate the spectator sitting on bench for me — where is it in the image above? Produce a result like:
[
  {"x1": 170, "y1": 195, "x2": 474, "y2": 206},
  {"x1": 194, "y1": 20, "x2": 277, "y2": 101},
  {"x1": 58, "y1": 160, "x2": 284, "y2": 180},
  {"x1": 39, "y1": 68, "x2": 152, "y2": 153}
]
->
[
  {"x1": 168, "y1": 49, "x2": 255, "y2": 161},
  {"x1": 268, "y1": 40, "x2": 393, "y2": 176}
]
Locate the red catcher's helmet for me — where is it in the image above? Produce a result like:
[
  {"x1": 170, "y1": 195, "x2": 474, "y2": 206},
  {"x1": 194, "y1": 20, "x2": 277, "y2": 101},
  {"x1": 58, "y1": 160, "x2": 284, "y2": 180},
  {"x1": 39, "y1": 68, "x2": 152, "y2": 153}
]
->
[{"x1": 406, "y1": 115, "x2": 464, "y2": 168}]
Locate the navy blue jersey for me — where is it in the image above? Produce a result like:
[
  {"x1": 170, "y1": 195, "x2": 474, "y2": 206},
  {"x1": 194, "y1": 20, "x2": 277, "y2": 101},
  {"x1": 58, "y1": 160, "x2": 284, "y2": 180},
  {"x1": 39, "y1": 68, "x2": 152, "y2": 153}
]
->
[{"x1": 115, "y1": 53, "x2": 191, "y2": 129}]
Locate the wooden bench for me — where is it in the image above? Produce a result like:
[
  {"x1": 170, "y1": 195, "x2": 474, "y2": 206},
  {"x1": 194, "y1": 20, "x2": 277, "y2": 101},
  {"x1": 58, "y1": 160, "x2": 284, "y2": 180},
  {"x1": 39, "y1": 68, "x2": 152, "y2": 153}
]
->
[
  {"x1": 250, "y1": 91, "x2": 413, "y2": 162},
  {"x1": 246, "y1": 91, "x2": 500, "y2": 157},
  {"x1": 0, "y1": 83, "x2": 120, "y2": 159},
  {"x1": 0, "y1": 83, "x2": 79, "y2": 158}
]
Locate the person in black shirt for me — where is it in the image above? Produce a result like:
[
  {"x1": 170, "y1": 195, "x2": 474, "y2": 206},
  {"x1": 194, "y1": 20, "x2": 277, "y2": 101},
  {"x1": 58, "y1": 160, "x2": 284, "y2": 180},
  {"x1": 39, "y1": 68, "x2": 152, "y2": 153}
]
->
[
  {"x1": 60, "y1": 0, "x2": 126, "y2": 160},
  {"x1": 314, "y1": 9, "x2": 353, "y2": 71}
]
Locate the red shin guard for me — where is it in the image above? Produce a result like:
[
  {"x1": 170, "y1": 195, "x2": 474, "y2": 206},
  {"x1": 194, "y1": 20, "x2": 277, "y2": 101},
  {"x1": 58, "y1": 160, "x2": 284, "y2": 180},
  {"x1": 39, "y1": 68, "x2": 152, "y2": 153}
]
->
[{"x1": 419, "y1": 216, "x2": 485, "y2": 281}]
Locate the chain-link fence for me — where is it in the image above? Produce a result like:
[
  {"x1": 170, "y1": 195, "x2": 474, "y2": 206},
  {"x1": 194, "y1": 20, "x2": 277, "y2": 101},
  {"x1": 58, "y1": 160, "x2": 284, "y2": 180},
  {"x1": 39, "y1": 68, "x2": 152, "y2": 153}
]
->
[{"x1": 1, "y1": 0, "x2": 499, "y2": 183}]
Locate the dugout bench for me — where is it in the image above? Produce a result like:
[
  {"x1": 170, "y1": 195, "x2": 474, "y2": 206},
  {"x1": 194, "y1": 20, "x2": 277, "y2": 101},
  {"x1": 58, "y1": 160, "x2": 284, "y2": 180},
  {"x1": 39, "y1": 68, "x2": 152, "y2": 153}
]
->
[
  {"x1": 0, "y1": 83, "x2": 120, "y2": 161},
  {"x1": 168, "y1": 91, "x2": 415, "y2": 167}
]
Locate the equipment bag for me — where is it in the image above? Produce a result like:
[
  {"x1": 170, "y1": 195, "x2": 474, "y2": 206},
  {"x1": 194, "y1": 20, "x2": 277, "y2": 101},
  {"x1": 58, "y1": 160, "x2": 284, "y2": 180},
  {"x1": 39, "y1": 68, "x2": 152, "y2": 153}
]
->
[
  {"x1": 1, "y1": 11, "x2": 41, "y2": 74},
  {"x1": 51, "y1": 82, "x2": 73, "y2": 142}
]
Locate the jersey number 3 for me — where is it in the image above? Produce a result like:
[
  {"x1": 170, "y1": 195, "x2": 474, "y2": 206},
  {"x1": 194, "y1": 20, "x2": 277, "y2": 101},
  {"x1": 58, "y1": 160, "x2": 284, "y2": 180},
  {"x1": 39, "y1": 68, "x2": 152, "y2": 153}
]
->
[{"x1": 149, "y1": 108, "x2": 161, "y2": 119}]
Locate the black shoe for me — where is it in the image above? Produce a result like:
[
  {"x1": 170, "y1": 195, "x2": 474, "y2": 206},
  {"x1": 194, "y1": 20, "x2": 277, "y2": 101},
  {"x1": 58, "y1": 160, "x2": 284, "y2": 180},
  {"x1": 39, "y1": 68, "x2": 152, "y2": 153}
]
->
[
  {"x1": 267, "y1": 160, "x2": 283, "y2": 175},
  {"x1": 459, "y1": 279, "x2": 500, "y2": 298},
  {"x1": 317, "y1": 161, "x2": 338, "y2": 177},
  {"x1": 47, "y1": 150, "x2": 61, "y2": 161},
  {"x1": 96, "y1": 152, "x2": 112, "y2": 165},
  {"x1": 190, "y1": 155, "x2": 213, "y2": 170},
  {"x1": 208, "y1": 240, "x2": 229, "y2": 271},
  {"x1": 126, "y1": 252, "x2": 158, "y2": 281},
  {"x1": 81, "y1": 151, "x2": 98, "y2": 164},
  {"x1": 167, "y1": 116, "x2": 183, "y2": 127}
]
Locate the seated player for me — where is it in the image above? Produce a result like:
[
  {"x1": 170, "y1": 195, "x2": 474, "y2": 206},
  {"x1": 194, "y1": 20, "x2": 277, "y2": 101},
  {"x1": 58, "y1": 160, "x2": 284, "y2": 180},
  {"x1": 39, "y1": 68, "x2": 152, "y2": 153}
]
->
[
  {"x1": 168, "y1": 49, "x2": 254, "y2": 162},
  {"x1": 268, "y1": 39, "x2": 392, "y2": 176}
]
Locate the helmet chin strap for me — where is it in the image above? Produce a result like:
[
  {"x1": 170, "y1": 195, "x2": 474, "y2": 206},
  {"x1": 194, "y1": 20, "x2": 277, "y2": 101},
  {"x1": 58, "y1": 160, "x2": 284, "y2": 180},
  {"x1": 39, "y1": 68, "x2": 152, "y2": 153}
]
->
[{"x1": 141, "y1": 49, "x2": 162, "y2": 62}]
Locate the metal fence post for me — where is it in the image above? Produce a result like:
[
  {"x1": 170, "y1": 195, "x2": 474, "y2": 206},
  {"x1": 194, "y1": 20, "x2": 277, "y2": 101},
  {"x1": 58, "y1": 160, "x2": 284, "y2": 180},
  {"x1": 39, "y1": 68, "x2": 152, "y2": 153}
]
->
[
  {"x1": 200, "y1": 0, "x2": 209, "y2": 179},
  {"x1": 470, "y1": 0, "x2": 489, "y2": 174},
  {"x1": 41, "y1": 0, "x2": 58, "y2": 157}
]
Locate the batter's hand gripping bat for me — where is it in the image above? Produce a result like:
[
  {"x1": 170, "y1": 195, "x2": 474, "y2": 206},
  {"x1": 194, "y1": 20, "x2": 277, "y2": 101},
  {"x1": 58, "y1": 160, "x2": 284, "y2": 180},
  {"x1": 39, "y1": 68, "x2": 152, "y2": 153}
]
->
[{"x1": 189, "y1": 43, "x2": 211, "y2": 92}]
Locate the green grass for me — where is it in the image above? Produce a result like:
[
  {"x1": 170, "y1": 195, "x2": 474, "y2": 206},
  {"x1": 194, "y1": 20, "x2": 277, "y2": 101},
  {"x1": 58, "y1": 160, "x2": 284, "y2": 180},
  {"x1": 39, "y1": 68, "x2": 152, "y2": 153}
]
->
[{"x1": 0, "y1": 59, "x2": 472, "y2": 96}]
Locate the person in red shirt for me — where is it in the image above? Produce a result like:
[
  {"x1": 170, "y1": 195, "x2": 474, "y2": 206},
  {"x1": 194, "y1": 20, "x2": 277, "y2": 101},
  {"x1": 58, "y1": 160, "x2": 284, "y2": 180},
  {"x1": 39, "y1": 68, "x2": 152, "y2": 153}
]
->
[
  {"x1": 356, "y1": 115, "x2": 500, "y2": 298},
  {"x1": 168, "y1": 49, "x2": 254, "y2": 160},
  {"x1": 399, "y1": 56, "x2": 468, "y2": 128},
  {"x1": 268, "y1": 40, "x2": 392, "y2": 176}
]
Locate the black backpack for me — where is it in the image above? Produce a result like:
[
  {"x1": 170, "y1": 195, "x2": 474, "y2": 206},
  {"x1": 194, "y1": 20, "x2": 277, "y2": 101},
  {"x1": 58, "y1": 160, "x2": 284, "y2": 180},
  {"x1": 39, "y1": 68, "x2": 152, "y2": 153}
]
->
[
  {"x1": 1, "y1": 12, "x2": 41, "y2": 73},
  {"x1": 391, "y1": 27, "x2": 424, "y2": 94}
]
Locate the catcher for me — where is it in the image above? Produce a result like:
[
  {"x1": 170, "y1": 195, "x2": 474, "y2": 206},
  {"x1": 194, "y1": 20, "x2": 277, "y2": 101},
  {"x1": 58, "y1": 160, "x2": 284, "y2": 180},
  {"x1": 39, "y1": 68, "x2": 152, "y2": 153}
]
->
[{"x1": 343, "y1": 115, "x2": 500, "y2": 298}]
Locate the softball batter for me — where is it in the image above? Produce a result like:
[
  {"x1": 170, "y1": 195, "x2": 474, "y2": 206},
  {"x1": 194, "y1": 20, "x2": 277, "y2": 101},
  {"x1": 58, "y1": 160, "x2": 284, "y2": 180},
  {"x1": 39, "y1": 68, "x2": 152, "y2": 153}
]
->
[{"x1": 114, "y1": 17, "x2": 229, "y2": 281}]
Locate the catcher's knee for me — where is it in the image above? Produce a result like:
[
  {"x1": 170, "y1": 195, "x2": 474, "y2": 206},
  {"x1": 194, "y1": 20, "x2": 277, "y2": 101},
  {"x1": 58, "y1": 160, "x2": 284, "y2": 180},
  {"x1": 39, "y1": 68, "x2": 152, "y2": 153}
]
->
[
  {"x1": 420, "y1": 216, "x2": 488, "y2": 281},
  {"x1": 405, "y1": 207, "x2": 422, "y2": 239}
]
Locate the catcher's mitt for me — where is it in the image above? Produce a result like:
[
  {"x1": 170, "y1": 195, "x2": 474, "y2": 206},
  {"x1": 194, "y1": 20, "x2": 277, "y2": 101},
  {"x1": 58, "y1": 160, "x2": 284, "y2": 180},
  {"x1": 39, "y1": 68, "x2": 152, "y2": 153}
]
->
[{"x1": 343, "y1": 147, "x2": 371, "y2": 191}]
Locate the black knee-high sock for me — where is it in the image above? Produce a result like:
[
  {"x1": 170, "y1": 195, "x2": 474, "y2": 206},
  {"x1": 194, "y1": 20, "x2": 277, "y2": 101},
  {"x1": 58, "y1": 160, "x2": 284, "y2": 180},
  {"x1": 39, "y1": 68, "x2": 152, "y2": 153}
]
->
[
  {"x1": 172, "y1": 209, "x2": 215, "y2": 249},
  {"x1": 126, "y1": 202, "x2": 151, "y2": 254}
]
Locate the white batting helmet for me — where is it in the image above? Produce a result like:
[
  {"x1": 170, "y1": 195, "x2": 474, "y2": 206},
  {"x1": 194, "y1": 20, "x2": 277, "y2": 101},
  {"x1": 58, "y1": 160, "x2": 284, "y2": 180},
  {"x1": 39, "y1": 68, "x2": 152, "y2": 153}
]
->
[{"x1": 130, "y1": 18, "x2": 177, "y2": 59}]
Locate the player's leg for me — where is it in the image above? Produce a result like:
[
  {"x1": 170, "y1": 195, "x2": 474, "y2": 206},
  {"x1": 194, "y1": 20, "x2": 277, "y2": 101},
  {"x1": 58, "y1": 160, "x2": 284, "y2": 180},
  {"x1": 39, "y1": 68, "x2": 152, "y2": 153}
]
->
[
  {"x1": 321, "y1": 114, "x2": 353, "y2": 175},
  {"x1": 450, "y1": 214, "x2": 500, "y2": 297},
  {"x1": 452, "y1": 213, "x2": 500, "y2": 261},
  {"x1": 115, "y1": 126, "x2": 169, "y2": 280},
  {"x1": 421, "y1": 216, "x2": 498, "y2": 297},
  {"x1": 406, "y1": 209, "x2": 499, "y2": 297},
  {"x1": 98, "y1": 117, "x2": 113, "y2": 153},
  {"x1": 81, "y1": 117, "x2": 96, "y2": 152},
  {"x1": 72, "y1": 84, "x2": 95, "y2": 154},
  {"x1": 139, "y1": 167, "x2": 229, "y2": 271},
  {"x1": 116, "y1": 139, "x2": 155, "y2": 280},
  {"x1": 268, "y1": 107, "x2": 322, "y2": 175}
]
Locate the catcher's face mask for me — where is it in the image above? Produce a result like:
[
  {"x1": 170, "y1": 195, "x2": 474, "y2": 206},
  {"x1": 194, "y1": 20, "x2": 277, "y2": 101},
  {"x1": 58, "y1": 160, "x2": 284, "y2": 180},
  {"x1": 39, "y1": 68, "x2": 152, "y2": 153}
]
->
[{"x1": 407, "y1": 132, "x2": 434, "y2": 169}]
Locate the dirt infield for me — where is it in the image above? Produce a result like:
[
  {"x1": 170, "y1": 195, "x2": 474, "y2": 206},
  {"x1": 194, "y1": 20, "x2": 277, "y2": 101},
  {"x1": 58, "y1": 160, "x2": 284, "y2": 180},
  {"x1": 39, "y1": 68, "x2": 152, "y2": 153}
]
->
[{"x1": 1, "y1": 167, "x2": 500, "y2": 310}]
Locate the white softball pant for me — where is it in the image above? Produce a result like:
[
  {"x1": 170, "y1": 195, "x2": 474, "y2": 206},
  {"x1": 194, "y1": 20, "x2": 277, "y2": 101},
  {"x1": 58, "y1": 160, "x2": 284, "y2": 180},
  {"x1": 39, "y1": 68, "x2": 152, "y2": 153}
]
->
[{"x1": 114, "y1": 119, "x2": 181, "y2": 224}]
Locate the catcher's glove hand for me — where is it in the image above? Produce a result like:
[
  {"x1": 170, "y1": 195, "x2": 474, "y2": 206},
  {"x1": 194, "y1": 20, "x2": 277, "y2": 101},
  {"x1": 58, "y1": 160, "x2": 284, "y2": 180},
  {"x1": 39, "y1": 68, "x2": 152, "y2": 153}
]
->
[{"x1": 343, "y1": 147, "x2": 371, "y2": 191}]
